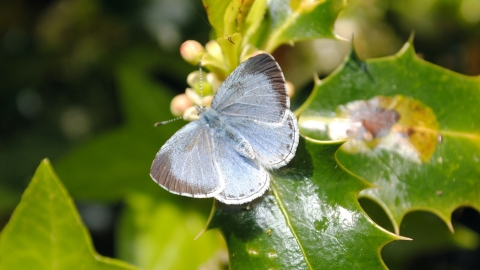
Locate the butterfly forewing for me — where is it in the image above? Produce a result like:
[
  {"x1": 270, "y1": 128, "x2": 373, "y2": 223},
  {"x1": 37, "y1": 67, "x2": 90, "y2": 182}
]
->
[
  {"x1": 150, "y1": 121, "x2": 224, "y2": 197},
  {"x1": 212, "y1": 53, "x2": 289, "y2": 124}
]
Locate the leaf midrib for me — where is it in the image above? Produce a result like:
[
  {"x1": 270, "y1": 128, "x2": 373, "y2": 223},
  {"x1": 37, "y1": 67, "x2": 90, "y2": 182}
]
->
[
  {"x1": 270, "y1": 181, "x2": 314, "y2": 270},
  {"x1": 264, "y1": 2, "x2": 321, "y2": 52}
]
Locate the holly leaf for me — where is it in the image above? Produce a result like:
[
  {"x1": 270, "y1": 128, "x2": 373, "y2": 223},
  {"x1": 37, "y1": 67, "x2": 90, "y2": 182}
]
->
[
  {"x1": 207, "y1": 138, "x2": 400, "y2": 269},
  {"x1": 202, "y1": 0, "x2": 233, "y2": 38},
  {"x1": 202, "y1": 0, "x2": 267, "y2": 44},
  {"x1": 0, "y1": 159, "x2": 137, "y2": 269},
  {"x1": 202, "y1": 0, "x2": 345, "y2": 53},
  {"x1": 262, "y1": 0, "x2": 345, "y2": 52},
  {"x1": 299, "y1": 41, "x2": 480, "y2": 234}
]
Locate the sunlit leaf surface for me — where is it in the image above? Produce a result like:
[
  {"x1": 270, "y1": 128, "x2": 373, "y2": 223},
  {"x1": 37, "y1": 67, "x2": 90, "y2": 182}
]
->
[
  {"x1": 208, "y1": 138, "x2": 399, "y2": 269},
  {"x1": 262, "y1": 0, "x2": 345, "y2": 52},
  {"x1": 299, "y1": 41, "x2": 480, "y2": 233},
  {"x1": 202, "y1": 0, "x2": 344, "y2": 53},
  {"x1": 0, "y1": 159, "x2": 137, "y2": 270}
]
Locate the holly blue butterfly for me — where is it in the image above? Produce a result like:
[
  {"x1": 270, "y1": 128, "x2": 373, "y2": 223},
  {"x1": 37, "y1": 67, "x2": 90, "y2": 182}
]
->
[{"x1": 150, "y1": 53, "x2": 299, "y2": 204}]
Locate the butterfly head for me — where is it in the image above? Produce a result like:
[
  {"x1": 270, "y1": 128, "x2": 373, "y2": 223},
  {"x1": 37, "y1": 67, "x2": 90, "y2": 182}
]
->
[{"x1": 194, "y1": 105, "x2": 206, "y2": 113}]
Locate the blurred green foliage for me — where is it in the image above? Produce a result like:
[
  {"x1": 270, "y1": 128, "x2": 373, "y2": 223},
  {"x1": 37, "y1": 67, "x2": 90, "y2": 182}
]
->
[
  {"x1": 1, "y1": 0, "x2": 479, "y2": 269},
  {"x1": 0, "y1": 0, "x2": 208, "y2": 200}
]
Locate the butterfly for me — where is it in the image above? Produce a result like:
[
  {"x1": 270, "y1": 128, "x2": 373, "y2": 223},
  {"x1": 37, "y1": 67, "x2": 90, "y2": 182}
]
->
[{"x1": 150, "y1": 53, "x2": 299, "y2": 204}]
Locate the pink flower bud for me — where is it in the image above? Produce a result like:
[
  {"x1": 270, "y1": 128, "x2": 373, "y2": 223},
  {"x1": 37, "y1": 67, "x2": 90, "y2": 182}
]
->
[
  {"x1": 170, "y1": 93, "x2": 193, "y2": 117},
  {"x1": 180, "y1": 40, "x2": 204, "y2": 65}
]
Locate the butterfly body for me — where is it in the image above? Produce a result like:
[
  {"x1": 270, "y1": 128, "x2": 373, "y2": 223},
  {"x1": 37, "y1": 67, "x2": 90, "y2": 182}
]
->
[
  {"x1": 200, "y1": 107, "x2": 255, "y2": 160},
  {"x1": 151, "y1": 53, "x2": 299, "y2": 204}
]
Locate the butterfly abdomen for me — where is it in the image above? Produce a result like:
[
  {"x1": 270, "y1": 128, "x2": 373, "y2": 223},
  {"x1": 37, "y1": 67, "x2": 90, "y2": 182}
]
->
[{"x1": 200, "y1": 108, "x2": 255, "y2": 160}]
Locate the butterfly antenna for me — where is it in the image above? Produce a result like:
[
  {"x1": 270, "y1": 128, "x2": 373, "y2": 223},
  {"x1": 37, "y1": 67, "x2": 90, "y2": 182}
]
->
[
  {"x1": 199, "y1": 59, "x2": 204, "y2": 107},
  {"x1": 154, "y1": 116, "x2": 183, "y2": 127},
  {"x1": 186, "y1": 0, "x2": 213, "y2": 30}
]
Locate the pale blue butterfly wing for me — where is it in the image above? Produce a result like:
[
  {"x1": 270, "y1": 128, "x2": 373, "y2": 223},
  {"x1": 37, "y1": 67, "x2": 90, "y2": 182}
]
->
[
  {"x1": 211, "y1": 53, "x2": 299, "y2": 203},
  {"x1": 227, "y1": 110, "x2": 299, "y2": 170},
  {"x1": 213, "y1": 135, "x2": 270, "y2": 204},
  {"x1": 151, "y1": 53, "x2": 299, "y2": 204},
  {"x1": 212, "y1": 53, "x2": 289, "y2": 124},
  {"x1": 150, "y1": 121, "x2": 224, "y2": 197}
]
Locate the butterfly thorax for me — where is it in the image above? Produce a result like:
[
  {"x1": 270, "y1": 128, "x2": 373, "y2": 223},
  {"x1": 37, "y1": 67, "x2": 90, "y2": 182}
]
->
[{"x1": 200, "y1": 108, "x2": 255, "y2": 160}]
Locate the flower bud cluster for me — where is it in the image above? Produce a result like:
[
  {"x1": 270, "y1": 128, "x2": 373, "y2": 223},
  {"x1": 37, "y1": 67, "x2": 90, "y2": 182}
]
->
[{"x1": 172, "y1": 39, "x2": 295, "y2": 119}]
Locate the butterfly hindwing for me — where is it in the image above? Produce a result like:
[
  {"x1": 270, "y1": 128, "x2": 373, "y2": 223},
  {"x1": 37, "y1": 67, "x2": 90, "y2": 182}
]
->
[
  {"x1": 228, "y1": 111, "x2": 299, "y2": 169},
  {"x1": 213, "y1": 134, "x2": 270, "y2": 204}
]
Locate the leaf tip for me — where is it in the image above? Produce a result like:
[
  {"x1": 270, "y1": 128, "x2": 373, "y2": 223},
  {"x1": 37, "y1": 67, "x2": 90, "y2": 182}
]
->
[
  {"x1": 397, "y1": 235, "x2": 412, "y2": 241},
  {"x1": 38, "y1": 158, "x2": 53, "y2": 173},
  {"x1": 313, "y1": 72, "x2": 321, "y2": 85},
  {"x1": 194, "y1": 227, "x2": 207, "y2": 241},
  {"x1": 204, "y1": 199, "x2": 218, "y2": 230},
  {"x1": 396, "y1": 38, "x2": 417, "y2": 60},
  {"x1": 41, "y1": 158, "x2": 51, "y2": 165},
  {"x1": 439, "y1": 213, "x2": 455, "y2": 234},
  {"x1": 334, "y1": 33, "x2": 349, "y2": 42},
  {"x1": 407, "y1": 31, "x2": 415, "y2": 45}
]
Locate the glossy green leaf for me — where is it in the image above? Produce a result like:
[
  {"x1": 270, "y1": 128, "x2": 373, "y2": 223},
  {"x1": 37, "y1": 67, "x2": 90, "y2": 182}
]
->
[
  {"x1": 0, "y1": 159, "x2": 137, "y2": 270},
  {"x1": 242, "y1": 0, "x2": 268, "y2": 46},
  {"x1": 202, "y1": 0, "x2": 266, "y2": 40},
  {"x1": 201, "y1": 0, "x2": 344, "y2": 54},
  {"x1": 202, "y1": 0, "x2": 232, "y2": 38},
  {"x1": 262, "y1": 0, "x2": 346, "y2": 52},
  {"x1": 299, "y1": 41, "x2": 480, "y2": 234},
  {"x1": 117, "y1": 193, "x2": 227, "y2": 270},
  {"x1": 55, "y1": 48, "x2": 184, "y2": 201},
  {"x1": 208, "y1": 138, "x2": 399, "y2": 269}
]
